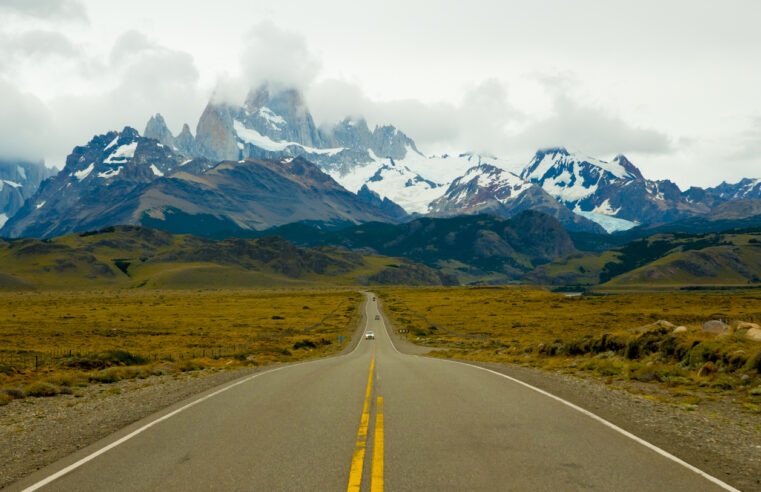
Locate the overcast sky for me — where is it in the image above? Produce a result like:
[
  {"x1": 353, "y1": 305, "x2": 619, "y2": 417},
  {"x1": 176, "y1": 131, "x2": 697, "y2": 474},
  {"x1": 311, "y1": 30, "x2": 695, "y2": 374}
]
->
[{"x1": 0, "y1": 0, "x2": 759, "y2": 188}]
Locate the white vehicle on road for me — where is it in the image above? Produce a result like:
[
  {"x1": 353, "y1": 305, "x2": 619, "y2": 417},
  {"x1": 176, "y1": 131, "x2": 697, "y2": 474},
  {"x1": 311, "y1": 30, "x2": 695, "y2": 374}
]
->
[{"x1": 365, "y1": 331, "x2": 375, "y2": 340}]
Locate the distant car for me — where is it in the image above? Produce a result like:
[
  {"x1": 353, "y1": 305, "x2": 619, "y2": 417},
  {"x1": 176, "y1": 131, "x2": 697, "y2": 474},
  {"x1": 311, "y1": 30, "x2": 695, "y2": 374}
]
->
[
  {"x1": 365, "y1": 331, "x2": 375, "y2": 340},
  {"x1": 375, "y1": 314, "x2": 380, "y2": 320}
]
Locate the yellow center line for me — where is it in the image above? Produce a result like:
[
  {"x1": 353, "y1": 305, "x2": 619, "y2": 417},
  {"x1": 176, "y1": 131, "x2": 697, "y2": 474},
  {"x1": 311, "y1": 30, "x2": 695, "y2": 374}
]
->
[
  {"x1": 347, "y1": 344, "x2": 375, "y2": 492},
  {"x1": 371, "y1": 396, "x2": 384, "y2": 492}
]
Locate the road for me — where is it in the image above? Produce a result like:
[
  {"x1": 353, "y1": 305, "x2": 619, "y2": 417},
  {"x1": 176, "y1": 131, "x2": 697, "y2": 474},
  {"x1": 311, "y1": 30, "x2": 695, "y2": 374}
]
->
[{"x1": 11, "y1": 293, "x2": 734, "y2": 491}]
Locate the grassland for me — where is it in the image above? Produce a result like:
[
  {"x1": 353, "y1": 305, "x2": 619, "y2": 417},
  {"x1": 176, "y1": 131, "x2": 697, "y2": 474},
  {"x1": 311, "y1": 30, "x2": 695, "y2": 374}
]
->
[
  {"x1": 379, "y1": 286, "x2": 761, "y2": 413},
  {"x1": 0, "y1": 289, "x2": 362, "y2": 404}
]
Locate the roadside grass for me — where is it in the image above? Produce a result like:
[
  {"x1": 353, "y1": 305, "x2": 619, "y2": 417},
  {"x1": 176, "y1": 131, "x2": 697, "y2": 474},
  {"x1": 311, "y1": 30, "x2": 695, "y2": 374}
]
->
[
  {"x1": 0, "y1": 289, "x2": 362, "y2": 404},
  {"x1": 378, "y1": 286, "x2": 761, "y2": 412}
]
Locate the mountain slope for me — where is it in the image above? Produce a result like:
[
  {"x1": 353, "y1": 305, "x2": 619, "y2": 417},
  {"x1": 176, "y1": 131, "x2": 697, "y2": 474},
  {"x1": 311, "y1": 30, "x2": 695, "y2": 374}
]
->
[
  {"x1": 520, "y1": 148, "x2": 709, "y2": 230},
  {"x1": 0, "y1": 127, "x2": 401, "y2": 239},
  {"x1": 428, "y1": 164, "x2": 605, "y2": 233},
  {"x1": 254, "y1": 211, "x2": 576, "y2": 282},
  {"x1": 0, "y1": 127, "x2": 210, "y2": 238}
]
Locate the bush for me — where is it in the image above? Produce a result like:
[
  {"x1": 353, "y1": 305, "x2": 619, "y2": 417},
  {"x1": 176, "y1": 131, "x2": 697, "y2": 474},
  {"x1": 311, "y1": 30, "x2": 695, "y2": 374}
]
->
[
  {"x1": 98, "y1": 350, "x2": 148, "y2": 366},
  {"x1": 0, "y1": 393, "x2": 13, "y2": 405},
  {"x1": 66, "y1": 350, "x2": 147, "y2": 370},
  {"x1": 293, "y1": 340, "x2": 317, "y2": 350},
  {"x1": 2, "y1": 388, "x2": 24, "y2": 399},
  {"x1": 24, "y1": 381, "x2": 60, "y2": 397},
  {"x1": 89, "y1": 366, "x2": 142, "y2": 383},
  {"x1": 45, "y1": 373, "x2": 87, "y2": 387},
  {"x1": 747, "y1": 349, "x2": 761, "y2": 373}
]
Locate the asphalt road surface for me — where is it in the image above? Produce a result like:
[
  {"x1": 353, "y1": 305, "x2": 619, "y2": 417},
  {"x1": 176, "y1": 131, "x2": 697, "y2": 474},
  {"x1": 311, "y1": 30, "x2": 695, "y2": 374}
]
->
[{"x1": 11, "y1": 293, "x2": 735, "y2": 491}]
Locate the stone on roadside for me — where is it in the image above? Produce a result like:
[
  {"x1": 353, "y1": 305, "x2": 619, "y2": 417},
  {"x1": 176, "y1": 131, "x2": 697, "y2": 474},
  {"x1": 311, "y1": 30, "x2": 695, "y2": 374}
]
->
[
  {"x1": 702, "y1": 320, "x2": 728, "y2": 336},
  {"x1": 673, "y1": 326, "x2": 688, "y2": 334},
  {"x1": 746, "y1": 327, "x2": 761, "y2": 342}
]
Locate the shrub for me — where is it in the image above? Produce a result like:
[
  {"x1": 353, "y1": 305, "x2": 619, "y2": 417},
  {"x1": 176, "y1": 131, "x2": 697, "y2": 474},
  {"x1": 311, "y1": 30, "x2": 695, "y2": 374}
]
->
[
  {"x1": 293, "y1": 340, "x2": 317, "y2": 350},
  {"x1": 747, "y1": 349, "x2": 761, "y2": 373},
  {"x1": 98, "y1": 350, "x2": 147, "y2": 366},
  {"x1": 45, "y1": 373, "x2": 87, "y2": 387},
  {"x1": 0, "y1": 393, "x2": 13, "y2": 406},
  {"x1": 89, "y1": 366, "x2": 141, "y2": 383},
  {"x1": 24, "y1": 381, "x2": 60, "y2": 397},
  {"x1": 2, "y1": 388, "x2": 24, "y2": 399}
]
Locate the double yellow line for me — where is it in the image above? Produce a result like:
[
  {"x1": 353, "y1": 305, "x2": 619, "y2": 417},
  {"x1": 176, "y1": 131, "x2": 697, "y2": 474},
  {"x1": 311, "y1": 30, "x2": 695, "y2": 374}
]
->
[{"x1": 347, "y1": 345, "x2": 384, "y2": 491}]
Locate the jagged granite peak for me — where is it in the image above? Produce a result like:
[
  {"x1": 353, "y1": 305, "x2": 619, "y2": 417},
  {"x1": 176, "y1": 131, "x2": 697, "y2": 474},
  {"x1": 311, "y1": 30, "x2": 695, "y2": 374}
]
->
[
  {"x1": 174, "y1": 123, "x2": 196, "y2": 155},
  {"x1": 326, "y1": 117, "x2": 373, "y2": 150},
  {"x1": 356, "y1": 184, "x2": 409, "y2": 220},
  {"x1": 194, "y1": 102, "x2": 240, "y2": 162},
  {"x1": 429, "y1": 164, "x2": 605, "y2": 234},
  {"x1": 370, "y1": 124, "x2": 421, "y2": 160},
  {"x1": 241, "y1": 85, "x2": 322, "y2": 148},
  {"x1": 143, "y1": 113, "x2": 175, "y2": 148},
  {"x1": 1, "y1": 127, "x2": 208, "y2": 238}
]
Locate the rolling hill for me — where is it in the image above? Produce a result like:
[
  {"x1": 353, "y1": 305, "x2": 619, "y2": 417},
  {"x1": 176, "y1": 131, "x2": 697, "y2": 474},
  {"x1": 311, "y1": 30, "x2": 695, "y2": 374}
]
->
[
  {"x1": 248, "y1": 210, "x2": 576, "y2": 283},
  {"x1": 526, "y1": 228, "x2": 761, "y2": 290},
  {"x1": 0, "y1": 225, "x2": 456, "y2": 290}
]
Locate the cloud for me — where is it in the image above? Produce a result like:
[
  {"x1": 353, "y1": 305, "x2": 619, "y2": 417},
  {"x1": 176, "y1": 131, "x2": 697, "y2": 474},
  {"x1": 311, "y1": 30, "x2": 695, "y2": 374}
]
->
[
  {"x1": 0, "y1": 78, "x2": 54, "y2": 162},
  {"x1": 306, "y1": 76, "x2": 669, "y2": 161},
  {"x1": 0, "y1": 30, "x2": 79, "y2": 59},
  {"x1": 0, "y1": 29, "x2": 205, "y2": 165},
  {"x1": 214, "y1": 20, "x2": 321, "y2": 104},
  {"x1": 0, "y1": 0, "x2": 87, "y2": 22},
  {"x1": 730, "y1": 117, "x2": 761, "y2": 161},
  {"x1": 511, "y1": 94, "x2": 673, "y2": 156}
]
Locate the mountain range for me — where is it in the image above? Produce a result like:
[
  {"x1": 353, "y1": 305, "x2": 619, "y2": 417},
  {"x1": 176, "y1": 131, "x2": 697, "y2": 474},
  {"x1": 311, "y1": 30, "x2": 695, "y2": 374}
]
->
[{"x1": 3, "y1": 84, "x2": 761, "y2": 248}]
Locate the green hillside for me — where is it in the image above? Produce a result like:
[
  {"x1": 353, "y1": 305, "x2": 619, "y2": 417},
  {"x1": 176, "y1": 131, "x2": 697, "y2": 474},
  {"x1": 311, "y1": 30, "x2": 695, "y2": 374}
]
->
[
  {"x1": 526, "y1": 229, "x2": 761, "y2": 290},
  {"x1": 0, "y1": 226, "x2": 456, "y2": 290}
]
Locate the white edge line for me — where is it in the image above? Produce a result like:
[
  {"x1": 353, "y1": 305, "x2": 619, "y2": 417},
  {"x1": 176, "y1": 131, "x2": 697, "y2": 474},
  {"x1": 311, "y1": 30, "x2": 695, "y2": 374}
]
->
[
  {"x1": 23, "y1": 296, "x2": 372, "y2": 492},
  {"x1": 376, "y1": 295, "x2": 740, "y2": 492}
]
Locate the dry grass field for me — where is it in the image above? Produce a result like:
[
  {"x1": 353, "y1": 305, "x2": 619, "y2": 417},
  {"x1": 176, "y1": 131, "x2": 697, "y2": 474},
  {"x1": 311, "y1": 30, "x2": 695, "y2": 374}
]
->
[
  {"x1": 0, "y1": 289, "x2": 362, "y2": 404},
  {"x1": 379, "y1": 286, "x2": 761, "y2": 413}
]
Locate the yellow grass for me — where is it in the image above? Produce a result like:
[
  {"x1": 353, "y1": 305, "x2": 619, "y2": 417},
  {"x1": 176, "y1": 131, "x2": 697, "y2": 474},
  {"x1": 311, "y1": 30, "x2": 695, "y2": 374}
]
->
[
  {"x1": 0, "y1": 288, "x2": 362, "y2": 392},
  {"x1": 379, "y1": 286, "x2": 761, "y2": 410}
]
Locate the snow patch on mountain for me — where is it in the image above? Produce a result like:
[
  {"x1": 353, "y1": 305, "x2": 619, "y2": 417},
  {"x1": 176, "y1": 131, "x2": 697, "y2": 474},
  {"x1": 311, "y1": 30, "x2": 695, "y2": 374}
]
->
[
  {"x1": 234, "y1": 120, "x2": 344, "y2": 156},
  {"x1": 98, "y1": 167, "x2": 123, "y2": 179},
  {"x1": 591, "y1": 198, "x2": 621, "y2": 216},
  {"x1": 330, "y1": 149, "x2": 443, "y2": 214},
  {"x1": 74, "y1": 163, "x2": 94, "y2": 181},
  {"x1": 150, "y1": 165, "x2": 164, "y2": 177},
  {"x1": 257, "y1": 107, "x2": 286, "y2": 128},
  {"x1": 575, "y1": 210, "x2": 638, "y2": 233},
  {"x1": 0, "y1": 213, "x2": 6, "y2": 228},
  {"x1": 104, "y1": 142, "x2": 138, "y2": 164}
]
